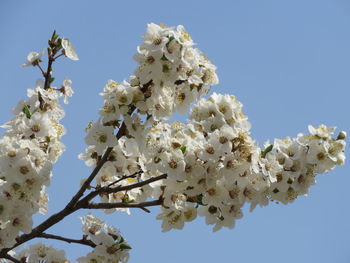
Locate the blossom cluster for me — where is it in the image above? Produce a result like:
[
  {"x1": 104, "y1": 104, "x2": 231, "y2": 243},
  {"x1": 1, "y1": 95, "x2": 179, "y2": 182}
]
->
[
  {"x1": 77, "y1": 214, "x2": 130, "y2": 263},
  {"x1": 79, "y1": 22, "x2": 346, "y2": 237},
  {"x1": 2, "y1": 23, "x2": 343, "y2": 263},
  {"x1": 16, "y1": 243, "x2": 69, "y2": 263},
  {"x1": 98, "y1": 23, "x2": 218, "y2": 125},
  {"x1": 0, "y1": 80, "x2": 72, "y2": 248},
  {"x1": 139, "y1": 95, "x2": 345, "y2": 231},
  {"x1": 0, "y1": 39, "x2": 75, "y2": 250}
]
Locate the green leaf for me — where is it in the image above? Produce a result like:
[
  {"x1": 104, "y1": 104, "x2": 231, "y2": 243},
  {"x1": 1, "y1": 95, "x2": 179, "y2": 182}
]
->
[
  {"x1": 261, "y1": 144, "x2": 273, "y2": 158},
  {"x1": 180, "y1": 145, "x2": 187, "y2": 154},
  {"x1": 119, "y1": 244, "x2": 132, "y2": 250},
  {"x1": 22, "y1": 105, "x2": 32, "y2": 119},
  {"x1": 52, "y1": 32, "x2": 59, "y2": 41},
  {"x1": 167, "y1": 36, "x2": 175, "y2": 43},
  {"x1": 49, "y1": 77, "x2": 55, "y2": 84}
]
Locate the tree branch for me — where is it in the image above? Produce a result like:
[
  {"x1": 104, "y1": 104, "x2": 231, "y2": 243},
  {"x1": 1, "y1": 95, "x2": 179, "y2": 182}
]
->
[
  {"x1": 76, "y1": 173, "x2": 167, "y2": 209},
  {"x1": 103, "y1": 173, "x2": 168, "y2": 194},
  {"x1": 1, "y1": 254, "x2": 21, "y2": 263},
  {"x1": 82, "y1": 199, "x2": 163, "y2": 210},
  {"x1": 43, "y1": 55, "x2": 54, "y2": 91},
  {"x1": 37, "y1": 233, "x2": 96, "y2": 248},
  {"x1": 65, "y1": 114, "x2": 131, "y2": 210},
  {"x1": 0, "y1": 82, "x2": 154, "y2": 259}
]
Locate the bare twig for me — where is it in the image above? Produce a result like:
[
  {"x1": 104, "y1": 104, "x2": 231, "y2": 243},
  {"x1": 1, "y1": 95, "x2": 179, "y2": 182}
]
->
[
  {"x1": 36, "y1": 64, "x2": 46, "y2": 77},
  {"x1": 43, "y1": 52, "x2": 54, "y2": 91},
  {"x1": 37, "y1": 233, "x2": 96, "y2": 248},
  {"x1": 53, "y1": 53, "x2": 65, "y2": 60},
  {"x1": 103, "y1": 173, "x2": 168, "y2": 194},
  {"x1": 1, "y1": 254, "x2": 20, "y2": 263},
  {"x1": 82, "y1": 199, "x2": 163, "y2": 210},
  {"x1": 76, "y1": 173, "x2": 167, "y2": 209},
  {"x1": 106, "y1": 170, "x2": 143, "y2": 188},
  {"x1": 65, "y1": 120, "x2": 130, "y2": 210}
]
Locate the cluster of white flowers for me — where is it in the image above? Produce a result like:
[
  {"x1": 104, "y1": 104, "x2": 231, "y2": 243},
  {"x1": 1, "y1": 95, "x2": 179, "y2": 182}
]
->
[
  {"x1": 80, "y1": 23, "x2": 219, "y2": 216},
  {"x1": 77, "y1": 214, "x2": 130, "y2": 263},
  {"x1": 80, "y1": 23, "x2": 346, "y2": 238},
  {"x1": 268, "y1": 125, "x2": 346, "y2": 204},
  {"x1": 0, "y1": 21, "x2": 344, "y2": 263},
  {"x1": 0, "y1": 62, "x2": 74, "y2": 247},
  {"x1": 98, "y1": 23, "x2": 218, "y2": 125},
  {"x1": 16, "y1": 243, "x2": 69, "y2": 263}
]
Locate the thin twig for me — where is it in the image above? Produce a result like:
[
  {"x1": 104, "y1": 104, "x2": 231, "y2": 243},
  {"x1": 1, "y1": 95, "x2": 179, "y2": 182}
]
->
[
  {"x1": 82, "y1": 199, "x2": 163, "y2": 210},
  {"x1": 106, "y1": 170, "x2": 143, "y2": 188},
  {"x1": 43, "y1": 56, "x2": 54, "y2": 90},
  {"x1": 37, "y1": 233, "x2": 96, "y2": 248},
  {"x1": 103, "y1": 173, "x2": 168, "y2": 194},
  {"x1": 66, "y1": 120, "x2": 129, "y2": 210},
  {"x1": 76, "y1": 173, "x2": 167, "y2": 209},
  {"x1": 36, "y1": 64, "x2": 46, "y2": 77},
  {"x1": 53, "y1": 53, "x2": 64, "y2": 60},
  {"x1": 1, "y1": 254, "x2": 20, "y2": 263}
]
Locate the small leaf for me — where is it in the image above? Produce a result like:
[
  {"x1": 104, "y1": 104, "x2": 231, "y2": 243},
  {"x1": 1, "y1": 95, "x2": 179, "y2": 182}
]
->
[
  {"x1": 167, "y1": 36, "x2": 175, "y2": 43},
  {"x1": 22, "y1": 105, "x2": 32, "y2": 119},
  {"x1": 180, "y1": 145, "x2": 187, "y2": 154},
  {"x1": 49, "y1": 77, "x2": 55, "y2": 84},
  {"x1": 261, "y1": 144, "x2": 273, "y2": 158},
  {"x1": 119, "y1": 244, "x2": 132, "y2": 250},
  {"x1": 51, "y1": 31, "x2": 59, "y2": 41}
]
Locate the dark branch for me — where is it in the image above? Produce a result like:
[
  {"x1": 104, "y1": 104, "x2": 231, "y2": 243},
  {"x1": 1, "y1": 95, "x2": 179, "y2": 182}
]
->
[
  {"x1": 66, "y1": 119, "x2": 130, "y2": 210},
  {"x1": 65, "y1": 146, "x2": 114, "y2": 209},
  {"x1": 1, "y1": 254, "x2": 20, "y2": 263},
  {"x1": 103, "y1": 173, "x2": 167, "y2": 194},
  {"x1": 37, "y1": 233, "x2": 96, "y2": 248},
  {"x1": 76, "y1": 173, "x2": 167, "y2": 209},
  {"x1": 43, "y1": 55, "x2": 54, "y2": 90},
  {"x1": 0, "y1": 82, "x2": 154, "y2": 258},
  {"x1": 82, "y1": 199, "x2": 163, "y2": 210},
  {"x1": 106, "y1": 170, "x2": 143, "y2": 188}
]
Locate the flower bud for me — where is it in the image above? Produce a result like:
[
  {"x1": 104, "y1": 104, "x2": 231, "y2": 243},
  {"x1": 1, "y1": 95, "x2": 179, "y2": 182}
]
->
[{"x1": 337, "y1": 131, "x2": 347, "y2": 140}]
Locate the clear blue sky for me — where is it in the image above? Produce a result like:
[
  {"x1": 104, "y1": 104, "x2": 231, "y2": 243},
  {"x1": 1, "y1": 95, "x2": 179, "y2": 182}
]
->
[{"x1": 1, "y1": 1, "x2": 350, "y2": 262}]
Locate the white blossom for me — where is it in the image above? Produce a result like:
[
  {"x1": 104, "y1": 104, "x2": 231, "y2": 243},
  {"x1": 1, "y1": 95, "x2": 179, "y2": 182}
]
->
[
  {"x1": 62, "y1": 38, "x2": 79, "y2": 61},
  {"x1": 22, "y1": 50, "x2": 45, "y2": 67}
]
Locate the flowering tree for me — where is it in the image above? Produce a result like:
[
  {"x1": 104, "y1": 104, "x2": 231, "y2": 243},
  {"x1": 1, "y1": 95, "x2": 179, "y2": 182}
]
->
[{"x1": 0, "y1": 24, "x2": 346, "y2": 263}]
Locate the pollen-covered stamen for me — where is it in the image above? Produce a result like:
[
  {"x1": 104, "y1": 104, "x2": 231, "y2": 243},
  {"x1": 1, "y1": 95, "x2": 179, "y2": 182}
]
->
[
  {"x1": 207, "y1": 188, "x2": 216, "y2": 196},
  {"x1": 206, "y1": 146, "x2": 215, "y2": 154},
  {"x1": 31, "y1": 124, "x2": 41, "y2": 133},
  {"x1": 19, "y1": 166, "x2": 29, "y2": 175},
  {"x1": 168, "y1": 160, "x2": 178, "y2": 169},
  {"x1": 153, "y1": 37, "x2": 162, "y2": 45},
  {"x1": 178, "y1": 93, "x2": 186, "y2": 104},
  {"x1": 98, "y1": 134, "x2": 107, "y2": 143},
  {"x1": 317, "y1": 152, "x2": 325, "y2": 160},
  {"x1": 146, "y1": 56, "x2": 155, "y2": 64},
  {"x1": 219, "y1": 136, "x2": 228, "y2": 144},
  {"x1": 208, "y1": 205, "x2": 218, "y2": 214},
  {"x1": 7, "y1": 150, "x2": 16, "y2": 158}
]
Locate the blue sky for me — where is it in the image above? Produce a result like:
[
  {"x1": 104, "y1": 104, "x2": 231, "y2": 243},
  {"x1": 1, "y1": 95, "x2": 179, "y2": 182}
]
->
[{"x1": 1, "y1": 0, "x2": 350, "y2": 262}]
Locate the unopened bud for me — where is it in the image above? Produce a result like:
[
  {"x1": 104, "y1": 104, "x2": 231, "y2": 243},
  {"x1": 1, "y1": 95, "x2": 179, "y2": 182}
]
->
[{"x1": 337, "y1": 131, "x2": 347, "y2": 140}]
